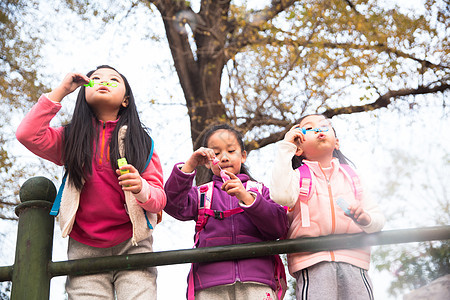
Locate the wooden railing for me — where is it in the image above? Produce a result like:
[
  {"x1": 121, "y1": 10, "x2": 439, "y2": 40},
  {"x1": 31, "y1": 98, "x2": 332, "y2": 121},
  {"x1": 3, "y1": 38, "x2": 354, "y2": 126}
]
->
[{"x1": 1, "y1": 177, "x2": 449, "y2": 299}]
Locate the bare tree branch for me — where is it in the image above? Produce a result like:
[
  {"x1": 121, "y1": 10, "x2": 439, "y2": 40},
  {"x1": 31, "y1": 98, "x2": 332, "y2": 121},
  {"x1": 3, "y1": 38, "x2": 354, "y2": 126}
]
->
[
  {"x1": 0, "y1": 214, "x2": 17, "y2": 221},
  {"x1": 246, "y1": 128, "x2": 288, "y2": 152},
  {"x1": 323, "y1": 82, "x2": 450, "y2": 117},
  {"x1": 226, "y1": 0, "x2": 298, "y2": 58},
  {"x1": 343, "y1": 0, "x2": 361, "y2": 15}
]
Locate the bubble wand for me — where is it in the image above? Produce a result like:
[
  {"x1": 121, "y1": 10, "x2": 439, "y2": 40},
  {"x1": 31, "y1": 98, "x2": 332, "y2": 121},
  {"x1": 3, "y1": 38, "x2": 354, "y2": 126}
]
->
[
  {"x1": 297, "y1": 127, "x2": 329, "y2": 134},
  {"x1": 212, "y1": 157, "x2": 231, "y2": 183},
  {"x1": 83, "y1": 80, "x2": 118, "y2": 88}
]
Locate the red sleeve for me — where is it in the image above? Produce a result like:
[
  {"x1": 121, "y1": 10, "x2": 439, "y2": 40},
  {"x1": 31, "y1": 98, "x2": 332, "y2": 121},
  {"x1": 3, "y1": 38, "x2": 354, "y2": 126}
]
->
[
  {"x1": 15, "y1": 94, "x2": 65, "y2": 165},
  {"x1": 133, "y1": 150, "x2": 167, "y2": 213}
]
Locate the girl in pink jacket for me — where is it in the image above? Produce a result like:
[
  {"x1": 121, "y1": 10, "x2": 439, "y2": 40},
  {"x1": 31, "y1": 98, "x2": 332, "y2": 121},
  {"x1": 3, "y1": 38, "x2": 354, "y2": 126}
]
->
[
  {"x1": 270, "y1": 114, "x2": 385, "y2": 300},
  {"x1": 16, "y1": 65, "x2": 166, "y2": 300}
]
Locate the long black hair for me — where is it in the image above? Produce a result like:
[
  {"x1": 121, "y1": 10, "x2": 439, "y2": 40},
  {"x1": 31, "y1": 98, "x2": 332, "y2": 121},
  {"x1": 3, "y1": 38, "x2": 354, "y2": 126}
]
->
[
  {"x1": 63, "y1": 65, "x2": 152, "y2": 190},
  {"x1": 291, "y1": 114, "x2": 354, "y2": 169},
  {"x1": 197, "y1": 124, "x2": 254, "y2": 184}
]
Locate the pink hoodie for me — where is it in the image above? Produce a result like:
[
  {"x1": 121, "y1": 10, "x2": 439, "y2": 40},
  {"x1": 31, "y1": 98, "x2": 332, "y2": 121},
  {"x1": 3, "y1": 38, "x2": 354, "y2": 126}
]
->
[
  {"x1": 16, "y1": 94, "x2": 166, "y2": 248},
  {"x1": 270, "y1": 141, "x2": 385, "y2": 275}
]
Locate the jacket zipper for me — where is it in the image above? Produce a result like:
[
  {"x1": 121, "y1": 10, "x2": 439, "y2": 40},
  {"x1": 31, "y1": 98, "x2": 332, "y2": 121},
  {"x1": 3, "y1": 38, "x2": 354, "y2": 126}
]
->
[
  {"x1": 230, "y1": 193, "x2": 240, "y2": 282},
  {"x1": 320, "y1": 165, "x2": 336, "y2": 261},
  {"x1": 99, "y1": 122, "x2": 106, "y2": 165}
]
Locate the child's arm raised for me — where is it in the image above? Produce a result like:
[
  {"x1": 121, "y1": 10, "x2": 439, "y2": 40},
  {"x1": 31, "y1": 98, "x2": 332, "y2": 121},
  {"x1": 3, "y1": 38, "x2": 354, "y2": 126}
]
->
[
  {"x1": 270, "y1": 128, "x2": 305, "y2": 207},
  {"x1": 16, "y1": 97, "x2": 65, "y2": 165},
  {"x1": 164, "y1": 163, "x2": 203, "y2": 221},
  {"x1": 48, "y1": 73, "x2": 90, "y2": 102},
  {"x1": 284, "y1": 124, "x2": 305, "y2": 147},
  {"x1": 180, "y1": 147, "x2": 215, "y2": 173}
]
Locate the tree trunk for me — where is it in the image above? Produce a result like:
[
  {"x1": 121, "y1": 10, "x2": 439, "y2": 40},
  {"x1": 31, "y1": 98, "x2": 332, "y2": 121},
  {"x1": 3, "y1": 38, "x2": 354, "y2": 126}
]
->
[{"x1": 151, "y1": 0, "x2": 230, "y2": 149}]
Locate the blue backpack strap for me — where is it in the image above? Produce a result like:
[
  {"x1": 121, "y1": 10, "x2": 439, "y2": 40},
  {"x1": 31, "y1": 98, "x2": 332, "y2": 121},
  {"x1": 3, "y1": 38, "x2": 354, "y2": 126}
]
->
[
  {"x1": 50, "y1": 171, "x2": 67, "y2": 216},
  {"x1": 143, "y1": 211, "x2": 153, "y2": 230},
  {"x1": 143, "y1": 137, "x2": 155, "y2": 229},
  {"x1": 143, "y1": 137, "x2": 154, "y2": 171}
]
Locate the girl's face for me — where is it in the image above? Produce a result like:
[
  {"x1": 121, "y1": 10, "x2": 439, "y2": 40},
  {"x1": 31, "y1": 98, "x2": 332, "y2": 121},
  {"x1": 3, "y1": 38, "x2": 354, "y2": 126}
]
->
[
  {"x1": 206, "y1": 129, "x2": 247, "y2": 176},
  {"x1": 298, "y1": 115, "x2": 339, "y2": 163},
  {"x1": 84, "y1": 68, "x2": 128, "y2": 121}
]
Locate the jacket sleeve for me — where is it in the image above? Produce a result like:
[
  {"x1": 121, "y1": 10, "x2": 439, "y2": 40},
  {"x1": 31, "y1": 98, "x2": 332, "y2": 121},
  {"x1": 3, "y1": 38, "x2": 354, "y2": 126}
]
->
[
  {"x1": 15, "y1": 94, "x2": 65, "y2": 166},
  {"x1": 358, "y1": 180, "x2": 385, "y2": 233},
  {"x1": 241, "y1": 184, "x2": 289, "y2": 240},
  {"x1": 134, "y1": 150, "x2": 167, "y2": 213},
  {"x1": 163, "y1": 163, "x2": 199, "y2": 221},
  {"x1": 270, "y1": 140, "x2": 301, "y2": 208}
]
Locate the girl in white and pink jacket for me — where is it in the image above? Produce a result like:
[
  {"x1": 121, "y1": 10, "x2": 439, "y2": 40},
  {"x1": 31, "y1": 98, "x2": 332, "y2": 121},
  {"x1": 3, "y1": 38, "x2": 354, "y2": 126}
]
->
[{"x1": 270, "y1": 114, "x2": 385, "y2": 300}]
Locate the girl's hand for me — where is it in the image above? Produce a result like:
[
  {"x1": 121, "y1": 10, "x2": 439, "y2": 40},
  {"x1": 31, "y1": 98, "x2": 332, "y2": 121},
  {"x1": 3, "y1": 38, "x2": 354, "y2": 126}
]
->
[
  {"x1": 181, "y1": 147, "x2": 215, "y2": 173},
  {"x1": 284, "y1": 124, "x2": 305, "y2": 147},
  {"x1": 221, "y1": 171, "x2": 255, "y2": 205},
  {"x1": 116, "y1": 164, "x2": 143, "y2": 194},
  {"x1": 48, "y1": 73, "x2": 90, "y2": 103},
  {"x1": 347, "y1": 203, "x2": 371, "y2": 226}
]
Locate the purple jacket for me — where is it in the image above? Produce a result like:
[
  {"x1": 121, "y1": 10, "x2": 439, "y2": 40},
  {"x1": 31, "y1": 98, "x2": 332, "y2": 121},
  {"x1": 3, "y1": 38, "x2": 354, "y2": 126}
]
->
[{"x1": 164, "y1": 163, "x2": 289, "y2": 293}]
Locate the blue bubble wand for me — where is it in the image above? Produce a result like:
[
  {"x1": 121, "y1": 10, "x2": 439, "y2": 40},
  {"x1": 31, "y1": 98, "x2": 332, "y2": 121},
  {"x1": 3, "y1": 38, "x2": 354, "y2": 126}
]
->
[{"x1": 297, "y1": 126, "x2": 329, "y2": 134}]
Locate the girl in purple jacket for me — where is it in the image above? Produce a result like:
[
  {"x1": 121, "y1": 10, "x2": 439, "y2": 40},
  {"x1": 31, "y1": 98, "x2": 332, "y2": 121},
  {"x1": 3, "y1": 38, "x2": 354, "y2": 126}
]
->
[{"x1": 164, "y1": 124, "x2": 289, "y2": 300}]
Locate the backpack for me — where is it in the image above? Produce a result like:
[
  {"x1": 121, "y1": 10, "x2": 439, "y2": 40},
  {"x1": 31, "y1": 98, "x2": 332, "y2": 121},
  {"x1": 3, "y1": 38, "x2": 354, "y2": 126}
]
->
[
  {"x1": 193, "y1": 180, "x2": 263, "y2": 244},
  {"x1": 50, "y1": 138, "x2": 162, "y2": 229},
  {"x1": 188, "y1": 180, "x2": 287, "y2": 300},
  {"x1": 296, "y1": 163, "x2": 362, "y2": 227}
]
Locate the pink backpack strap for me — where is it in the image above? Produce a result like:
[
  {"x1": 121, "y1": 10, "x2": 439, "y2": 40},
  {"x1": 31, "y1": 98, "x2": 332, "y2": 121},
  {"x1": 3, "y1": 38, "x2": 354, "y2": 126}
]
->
[
  {"x1": 340, "y1": 164, "x2": 363, "y2": 201},
  {"x1": 297, "y1": 164, "x2": 313, "y2": 227},
  {"x1": 245, "y1": 180, "x2": 263, "y2": 194},
  {"x1": 197, "y1": 180, "x2": 261, "y2": 226},
  {"x1": 188, "y1": 180, "x2": 263, "y2": 299},
  {"x1": 273, "y1": 254, "x2": 287, "y2": 300},
  {"x1": 195, "y1": 182, "x2": 214, "y2": 234},
  {"x1": 189, "y1": 182, "x2": 214, "y2": 300},
  {"x1": 298, "y1": 164, "x2": 312, "y2": 203},
  {"x1": 188, "y1": 265, "x2": 195, "y2": 300}
]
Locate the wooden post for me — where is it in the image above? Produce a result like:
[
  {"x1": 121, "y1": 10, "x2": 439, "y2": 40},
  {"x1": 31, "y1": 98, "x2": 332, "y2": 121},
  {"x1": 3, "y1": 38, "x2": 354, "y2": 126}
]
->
[{"x1": 11, "y1": 177, "x2": 56, "y2": 300}]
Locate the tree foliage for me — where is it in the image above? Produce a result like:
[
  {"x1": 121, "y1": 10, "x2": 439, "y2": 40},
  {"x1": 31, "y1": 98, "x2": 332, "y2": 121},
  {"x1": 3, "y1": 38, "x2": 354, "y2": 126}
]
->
[
  {"x1": 0, "y1": 0, "x2": 46, "y2": 109},
  {"x1": 141, "y1": 0, "x2": 449, "y2": 151},
  {"x1": 0, "y1": 281, "x2": 11, "y2": 300},
  {"x1": 374, "y1": 241, "x2": 449, "y2": 297},
  {"x1": 66, "y1": 0, "x2": 449, "y2": 150},
  {"x1": 0, "y1": 0, "x2": 48, "y2": 220},
  {"x1": 371, "y1": 144, "x2": 449, "y2": 297}
]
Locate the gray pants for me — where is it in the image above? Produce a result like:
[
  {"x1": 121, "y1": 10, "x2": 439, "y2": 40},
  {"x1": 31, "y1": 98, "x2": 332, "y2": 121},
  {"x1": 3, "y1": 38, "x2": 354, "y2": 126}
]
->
[
  {"x1": 66, "y1": 237, "x2": 157, "y2": 300},
  {"x1": 195, "y1": 281, "x2": 277, "y2": 300},
  {"x1": 294, "y1": 261, "x2": 374, "y2": 300}
]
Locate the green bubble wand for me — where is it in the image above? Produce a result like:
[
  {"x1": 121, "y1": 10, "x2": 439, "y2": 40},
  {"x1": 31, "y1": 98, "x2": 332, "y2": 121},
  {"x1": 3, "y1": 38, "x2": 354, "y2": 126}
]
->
[{"x1": 83, "y1": 80, "x2": 118, "y2": 88}]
